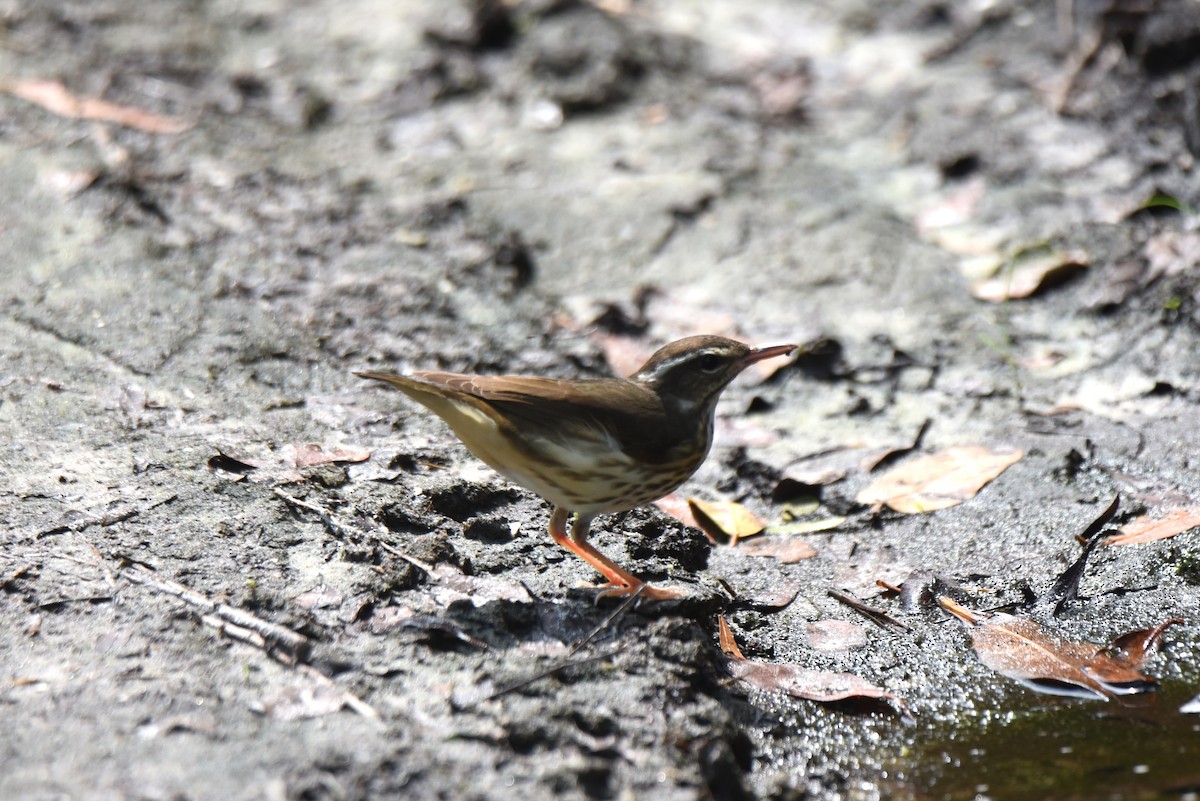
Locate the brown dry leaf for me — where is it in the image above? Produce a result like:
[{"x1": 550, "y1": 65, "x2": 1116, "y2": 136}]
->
[
  {"x1": 1093, "y1": 620, "x2": 1183, "y2": 681},
  {"x1": 970, "y1": 247, "x2": 1090, "y2": 302},
  {"x1": 855, "y1": 446, "x2": 1022, "y2": 514},
  {"x1": 687, "y1": 498, "x2": 765, "y2": 545},
  {"x1": 292, "y1": 443, "x2": 372, "y2": 468},
  {"x1": 208, "y1": 449, "x2": 305, "y2": 485},
  {"x1": 739, "y1": 582, "x2": 802, "y2": 611},
  {"x1": 1, "y1": 78, "x2": 191, "y2": 133},
  {"x1": 738, "y1": 536, "x2": 817, "y2": 563},
  {"x1": 938, "y1": 597, "x2": 1172, "y2": 700},
  {"x1": 717, "y1": 617, "x2": 910, "y2": 715},
  {"x1": 1107, "y1": 507, "x2": 1200, "y2": 546}
]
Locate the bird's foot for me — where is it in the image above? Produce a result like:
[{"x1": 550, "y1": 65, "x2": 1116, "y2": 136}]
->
[{"x1": 593, "y1": 581, "x2": 686, "y2": 602}]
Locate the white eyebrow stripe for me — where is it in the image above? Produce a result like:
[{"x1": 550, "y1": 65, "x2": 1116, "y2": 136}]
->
[{"x1": 637, "y1": 349, "x2": 718, "y2": 381}]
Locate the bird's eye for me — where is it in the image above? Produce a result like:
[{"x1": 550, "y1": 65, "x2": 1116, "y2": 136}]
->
[{"x1": 696, "y1": 354, "x2": 723, "y2": 372}]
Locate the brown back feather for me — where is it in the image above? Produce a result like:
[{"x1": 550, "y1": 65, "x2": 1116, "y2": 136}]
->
[{"x1": 410, "y1": 372, "x2": 686, "y2": 465}]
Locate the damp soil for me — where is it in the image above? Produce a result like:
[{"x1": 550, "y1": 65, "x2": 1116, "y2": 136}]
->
[{"x1": 2, "y1": 1, "x2": 1200, "y2": 800}]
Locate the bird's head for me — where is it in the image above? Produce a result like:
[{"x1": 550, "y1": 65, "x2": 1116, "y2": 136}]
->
[{"x1": 631, "y1": 335, "x2": 797, "y2": 418}]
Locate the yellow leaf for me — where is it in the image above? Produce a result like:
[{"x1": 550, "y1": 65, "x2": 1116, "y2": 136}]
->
[{"x1": 687, "y1": 498, "x2": 765, "y2": 545}]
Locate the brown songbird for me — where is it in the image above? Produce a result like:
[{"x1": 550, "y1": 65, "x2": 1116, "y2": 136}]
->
[{"x1": 356, "y1": 335, "x2": 796, "y2": 600}]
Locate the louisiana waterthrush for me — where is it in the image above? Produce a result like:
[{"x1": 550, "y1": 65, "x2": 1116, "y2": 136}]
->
[{"x1": 357, "y1": 335, "x2": 796, "y2": 600}]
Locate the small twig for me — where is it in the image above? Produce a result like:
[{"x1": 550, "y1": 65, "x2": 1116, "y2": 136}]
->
[
  {"x1": 119, "y1": 561, "x2": 310, "y2": 665},
  {"x1": 273, "y1": 488, "x2": 430, "y2": 569},
  {"x1": 273, "y1": 488, "x2": 361, "y2": 540},
  {"x1": 482, "y1": 649, "x2": 617, "y2": 702},
  {"x1": 484, "y1": 586, "x2": 644, "y2": 701},
  {"x1": 1043, "y1": 494, "x2": 1120, "y2": 614},
  {"x1": 827, "y1": 589, "x2": 911, "y2": 631},
  {"x1": 118, "y1": 556, "x2": 381, "y2": 723},
  {"x1": 34, "y1": 493, "x2": 177, "y2": 539},
  {"x1": 569, "y1": 585, "x2": 644, "y2": 658},
  {"x1": 297, "y1": 664, "x2": 381, "y2": 721}
]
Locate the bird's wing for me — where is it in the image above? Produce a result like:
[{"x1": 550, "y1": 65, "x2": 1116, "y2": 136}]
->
[
  {"x1": 412, "y1": 372, "x2": 681, "y2": 464},
  {"x1": 411, "y1": 372, "x2": 582, "y2": 405}
]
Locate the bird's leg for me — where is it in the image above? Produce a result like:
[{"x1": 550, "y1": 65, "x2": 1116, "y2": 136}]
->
[{"x1": 547, "y1": 507, "x2": 683, "y2": 600}]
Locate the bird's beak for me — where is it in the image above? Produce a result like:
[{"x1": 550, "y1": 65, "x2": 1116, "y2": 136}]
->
[{"x1": 742, "y1": 343, "x2": 799, "y2": 365}]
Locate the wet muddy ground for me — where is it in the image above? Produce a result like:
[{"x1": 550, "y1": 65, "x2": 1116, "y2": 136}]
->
[{"x1": 3, "y1": 1, "x2": 1200, "y2": 799}]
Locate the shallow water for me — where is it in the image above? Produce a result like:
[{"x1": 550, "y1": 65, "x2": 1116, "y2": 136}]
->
[{"x1": 897, "y1": 681, "x2": 1200, "y2": 800}]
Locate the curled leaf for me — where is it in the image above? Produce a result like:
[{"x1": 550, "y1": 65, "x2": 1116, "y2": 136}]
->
[
  {"x1": 855, "y1": 446, "x2": 1022, "y2": 514},
  {"x1": 687, "y1": 498, "x2": 765, "y2": 545},
  {"x1": 938, "y1": 597, "x2": 1175, "y2": 700},
  {"x1": 207, "y1": 450, "x2": 260, "y2": 479},
  {"x1": 970, "y1": 247, "x2": 1089, "y2": 302}
]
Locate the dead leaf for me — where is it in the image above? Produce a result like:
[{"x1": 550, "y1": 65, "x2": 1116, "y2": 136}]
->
[
  {"x1": 256, "y1": 678, "x2": 349, "y2": 721},
  {"x1": 687, "y1": 498, "x2": 765, "y2": 545},
  {"x1": 860, "y1": 419, "x2": 932, "y2": 472},
  {"x1": 855, "y1": 446, "x2": 1022, "y2": 514},
  {"x1": 207, "y1": 451, "x2": 260, "y2": 479},
  {"x1": 738, "y1": 582, "x2": 802, "y2": 611},
  {"x1": 414, "y1": 561, "x2": 533, "y2": 607},
  {"x1": 717, "y1": 616, "x2": 910, "y2": 715},
  {"x1": 774, "y1": 467, "x2": 846, "y2": 491},
  {"x1": 805, "y1": 620, "x2": 868, "y2": 652},
  {"x1": 1095, "y1": 620, "x2": 1183, "y2": 679},
  {"x1": 0, "y1": 78, "x2": 191, "y2": 133},
  {"x1": 970, "y1": 247, "x2": 1090, "y2": 302},
  {"x1": 654, "y1": 494, "x2": 698, "y2": 528},
  {"x1": 292, "y1": 443, "x2": 372, "y2": 467},
  {"x1": 1143, "y1": 230, "x2": 1200, "y2": 283},
  {"x1": 1106, "y1": 507, "x2": 1200, "y2": 546},
  {"x1": 292, "y1": 584, "x2": 343, "y2": 610},
  {"x1": 737, "y1": 536, "x2": 817, "y2": 563},
  {"x1": 366, "y1": 604, "x2": 489, "y2": 649},
  {"x1": 40, "y1": 168, "x2": 101, "y2": 197},
  {"x1": 938, "y1": 597, "x2": 1173, "y2": 700}
]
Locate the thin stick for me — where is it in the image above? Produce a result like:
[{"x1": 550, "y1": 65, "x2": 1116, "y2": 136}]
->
[
  {"x1": 484, "y1": 586, "x2": 645, "y2": 701},
  {"x1": 120, "y1": 561, "x2": 310, "y2": 664},
  {"x1": 828, "y1": 589, "x2": 910, "y2": 631}
]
